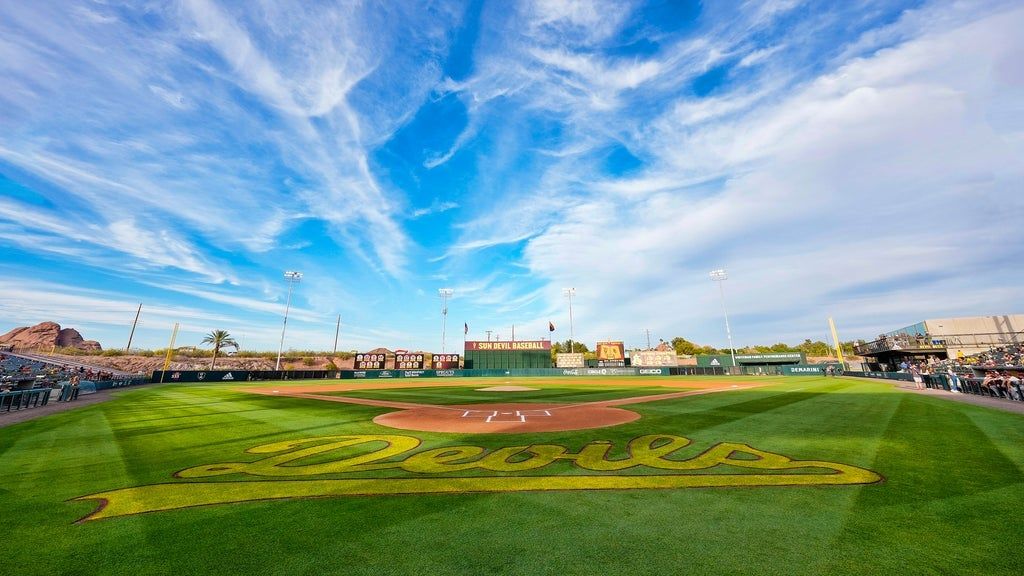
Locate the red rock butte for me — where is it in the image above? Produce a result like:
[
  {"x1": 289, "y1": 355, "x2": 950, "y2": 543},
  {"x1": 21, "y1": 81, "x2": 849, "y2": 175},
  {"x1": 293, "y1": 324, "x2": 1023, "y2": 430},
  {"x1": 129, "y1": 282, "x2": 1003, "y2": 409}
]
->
[{"x1": 0, "y1": 321, "x2": 102, "y2": 352}]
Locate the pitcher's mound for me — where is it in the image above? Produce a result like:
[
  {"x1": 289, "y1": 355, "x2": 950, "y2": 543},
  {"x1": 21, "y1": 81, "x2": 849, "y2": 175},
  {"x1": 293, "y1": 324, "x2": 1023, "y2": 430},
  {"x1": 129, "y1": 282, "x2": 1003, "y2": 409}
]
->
[{"x1": 476, "y1": 386, "x2": 538, "y2": 392}]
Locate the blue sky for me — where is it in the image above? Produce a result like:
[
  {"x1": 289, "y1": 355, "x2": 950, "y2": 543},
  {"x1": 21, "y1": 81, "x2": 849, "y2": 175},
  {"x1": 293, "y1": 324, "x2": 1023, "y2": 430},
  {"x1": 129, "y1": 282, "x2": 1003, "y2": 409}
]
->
[{"x1": 0, "y1": 0, "x2": 1021, "y2": 353}]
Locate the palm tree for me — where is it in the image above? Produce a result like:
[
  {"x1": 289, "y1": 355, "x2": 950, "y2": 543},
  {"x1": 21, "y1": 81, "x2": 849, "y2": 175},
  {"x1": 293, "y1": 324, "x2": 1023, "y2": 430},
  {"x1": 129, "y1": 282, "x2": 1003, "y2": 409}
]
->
[{"x1": 201, "y1": 330, "x2": 238, "y2": 370}]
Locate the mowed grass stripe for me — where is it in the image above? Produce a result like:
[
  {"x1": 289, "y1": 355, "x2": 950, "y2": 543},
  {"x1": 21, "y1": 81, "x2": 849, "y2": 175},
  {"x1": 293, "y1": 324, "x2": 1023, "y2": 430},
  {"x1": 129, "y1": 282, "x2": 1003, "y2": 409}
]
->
[{"x1": 820, "y1": 391, "x2": 1024, "y2": 574}]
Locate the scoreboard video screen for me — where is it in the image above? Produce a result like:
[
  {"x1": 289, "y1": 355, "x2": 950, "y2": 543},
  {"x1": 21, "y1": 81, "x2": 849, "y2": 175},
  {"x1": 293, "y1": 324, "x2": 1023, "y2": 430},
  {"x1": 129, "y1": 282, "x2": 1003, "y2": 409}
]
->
[
  {"x1": 596, "y1": 341, "x2": 626, "y2": 367},
  {"x1": 395, "y1": 353, "x2": 425, "y2": 370},
  {"x1": 355, "y1": 353, "x2": 386, "y2": 370},
  {"x1": 432, "y1": 354, "x2": 460, "y2": 370}
]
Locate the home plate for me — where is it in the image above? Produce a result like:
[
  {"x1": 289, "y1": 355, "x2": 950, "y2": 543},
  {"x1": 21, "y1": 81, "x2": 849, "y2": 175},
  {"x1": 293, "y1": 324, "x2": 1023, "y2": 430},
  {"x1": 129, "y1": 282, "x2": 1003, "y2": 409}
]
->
[{"x1": 476, "y1": 386, "x2": 539, "y2": 392}]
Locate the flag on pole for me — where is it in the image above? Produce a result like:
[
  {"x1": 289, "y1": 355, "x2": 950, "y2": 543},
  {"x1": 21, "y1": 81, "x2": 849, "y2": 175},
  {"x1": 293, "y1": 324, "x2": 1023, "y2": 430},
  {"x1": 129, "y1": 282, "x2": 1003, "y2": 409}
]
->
[
  {"x1": 464, "y1": 322, "x2": 468, "y2": 335},
  {"x1": 549, "y1": 321, "x2": 555, "y2": 332}
]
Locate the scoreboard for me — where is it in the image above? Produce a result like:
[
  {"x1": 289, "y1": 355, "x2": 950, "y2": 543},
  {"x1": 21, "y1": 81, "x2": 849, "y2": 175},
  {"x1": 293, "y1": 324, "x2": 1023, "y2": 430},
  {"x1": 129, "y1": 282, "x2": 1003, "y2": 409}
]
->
[
  {"x1": 596, "y1": 341, "x2": 626, "y2": 367},
  {"x1": 355, "y1": 353, "x2": 387, "y2": 370},
  {"x1": 432, "y1": 353, "x2": 460, "y2": 370},
  {"x1": 395, "y1": 353, "x2": 425, "y2": 370}
]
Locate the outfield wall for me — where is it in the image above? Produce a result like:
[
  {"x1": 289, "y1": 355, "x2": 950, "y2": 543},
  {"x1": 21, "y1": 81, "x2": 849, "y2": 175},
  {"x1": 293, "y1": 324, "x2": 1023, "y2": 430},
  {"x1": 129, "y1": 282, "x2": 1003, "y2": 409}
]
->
[
  {"x1": 150, "y1": 365, "x2": 844, "y2": 383},
  {"x1": 151, "y1": 370, "x2": 338, "y2": 383},
  {"x1": 842, "y1": 370, "x2": 915, "y2": 382},
  {"x1": 782, "y1": 364, "x2": 845, "y2": 376},
  {"x1": 341, "y1": 367, "x2": 673, "y2": 379}
]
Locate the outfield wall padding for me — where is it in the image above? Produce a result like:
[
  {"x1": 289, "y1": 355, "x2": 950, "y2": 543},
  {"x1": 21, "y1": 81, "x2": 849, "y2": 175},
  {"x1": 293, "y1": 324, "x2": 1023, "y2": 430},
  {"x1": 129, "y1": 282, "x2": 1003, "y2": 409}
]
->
[
  {"x1": 151, "y1": 370, "x2": 339, "y2": 383},
  {"x1": 842, "y1": 371, "x2": 915, "y2": 382},
  {"x1": 339, "y1": 367, "x2": 673, "y2": 379}
]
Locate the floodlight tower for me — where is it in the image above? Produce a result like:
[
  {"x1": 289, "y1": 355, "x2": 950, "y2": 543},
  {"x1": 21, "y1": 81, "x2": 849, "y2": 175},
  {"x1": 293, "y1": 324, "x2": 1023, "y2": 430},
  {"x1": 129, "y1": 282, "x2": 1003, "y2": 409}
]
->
[
  {"x1": 276, "y1": 271, "x2": 303, "y2": 371},
  {"x1": 439, "y1": 288, "x2": 454, "y2": 353},
  {"x1": 709, "y1": 269, "x2": 737, "y2": 368},
  {"x1": 562, "y1": 287, "x2": 576, "y2": 354}
]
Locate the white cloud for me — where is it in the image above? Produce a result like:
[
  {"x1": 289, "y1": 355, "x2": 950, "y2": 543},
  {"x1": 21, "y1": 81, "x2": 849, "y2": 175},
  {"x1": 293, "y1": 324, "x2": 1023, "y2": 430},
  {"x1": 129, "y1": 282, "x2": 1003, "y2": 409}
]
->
[
  {"x1": 738, "y1": 44, "x2": 784, "y2": 68},
  {"x1": 411, "y1": 200, "x2": 460, "y2": 219},
  {"x1": 525, "y1": 0, "x2": 635, "y2": 45},
  {"x1": 519, "y1": 3, "x2": 1024, "y2": 345}
]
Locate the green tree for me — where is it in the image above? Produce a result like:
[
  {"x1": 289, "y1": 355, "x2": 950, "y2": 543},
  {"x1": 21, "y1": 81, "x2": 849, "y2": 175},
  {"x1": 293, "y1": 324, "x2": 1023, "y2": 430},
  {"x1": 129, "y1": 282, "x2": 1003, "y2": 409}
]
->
[
  {"x1": 551, "y1": 339, "x2": 590, "y2": 358},
  {"x1": 670, "y1": 337, "x2": 698, "y2": 355},
  {"x1": 200, "y1": 330, "x2": 238, "y2": 370},
  {"x1": 796, "y1": 339, "x2": 831, "y2": 357}
]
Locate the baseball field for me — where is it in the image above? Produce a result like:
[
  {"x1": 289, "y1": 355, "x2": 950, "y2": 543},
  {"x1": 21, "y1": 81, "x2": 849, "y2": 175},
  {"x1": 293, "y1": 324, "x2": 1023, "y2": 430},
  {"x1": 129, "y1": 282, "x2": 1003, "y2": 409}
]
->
[{"x1": 1, "y1": 375, "x2": 1022, "y2": 575}]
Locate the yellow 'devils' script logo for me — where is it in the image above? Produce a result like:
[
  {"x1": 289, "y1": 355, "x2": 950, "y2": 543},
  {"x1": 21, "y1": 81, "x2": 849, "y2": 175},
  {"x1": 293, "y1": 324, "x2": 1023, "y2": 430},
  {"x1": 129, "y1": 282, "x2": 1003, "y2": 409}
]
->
[{"x1": 73, "y1": 434, "x2": 882, "y2": 522}]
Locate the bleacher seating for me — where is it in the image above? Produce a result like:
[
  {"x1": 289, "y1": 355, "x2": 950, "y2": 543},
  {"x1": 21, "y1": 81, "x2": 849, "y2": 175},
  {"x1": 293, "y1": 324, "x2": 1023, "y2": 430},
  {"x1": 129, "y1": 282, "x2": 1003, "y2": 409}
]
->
[
  {"x1": 927, "y1": 344, "x2": 1024, "y2": 403},
  {"x1": 1, "y1": 353, "x2": 87, "y2": 413}
]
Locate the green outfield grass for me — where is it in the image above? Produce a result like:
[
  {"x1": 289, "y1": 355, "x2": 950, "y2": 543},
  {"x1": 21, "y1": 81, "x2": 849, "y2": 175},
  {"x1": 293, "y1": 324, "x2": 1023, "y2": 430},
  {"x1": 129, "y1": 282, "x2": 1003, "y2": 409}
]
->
[{"x1": 1, "y1": 376, "x2": 1022, "y2": 575}]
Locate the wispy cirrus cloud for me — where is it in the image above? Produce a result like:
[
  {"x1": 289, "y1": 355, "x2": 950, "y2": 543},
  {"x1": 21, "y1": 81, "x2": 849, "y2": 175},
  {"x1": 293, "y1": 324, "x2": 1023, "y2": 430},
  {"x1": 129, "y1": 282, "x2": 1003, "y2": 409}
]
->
[{"x1": 1, "y1": 0, "x2": 1020, "y2": 353}]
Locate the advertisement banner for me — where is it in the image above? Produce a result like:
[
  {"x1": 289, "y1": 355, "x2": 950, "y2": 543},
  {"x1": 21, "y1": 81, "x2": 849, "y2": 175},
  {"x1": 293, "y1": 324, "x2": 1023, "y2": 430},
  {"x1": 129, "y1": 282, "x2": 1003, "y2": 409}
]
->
[
  {"x1": 555, "y1": 353, "x2": 585, "y2": 368},
  {"x1": 631, "y1": 350, "x2": 678, "y2": 367}
]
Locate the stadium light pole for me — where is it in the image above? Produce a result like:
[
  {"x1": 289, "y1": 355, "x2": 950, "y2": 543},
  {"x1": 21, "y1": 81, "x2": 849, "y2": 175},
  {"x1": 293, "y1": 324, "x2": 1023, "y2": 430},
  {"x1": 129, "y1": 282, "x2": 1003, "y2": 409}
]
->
[
  {"x1": 709, "y1": 269, "x2": 737, "y2": 368},
  {"x1": 562, "y1": 288, "x2": 576, "y2": 354},
  {"x1": 275, "y1": 271, "x2": 302, "y2": 371},
  {"x1": 439, "y1": 288, "x2": 454, "y2": 353}
]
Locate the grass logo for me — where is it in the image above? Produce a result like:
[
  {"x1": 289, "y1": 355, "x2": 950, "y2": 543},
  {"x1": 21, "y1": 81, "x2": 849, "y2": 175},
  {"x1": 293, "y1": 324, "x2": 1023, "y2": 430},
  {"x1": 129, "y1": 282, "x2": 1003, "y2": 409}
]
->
[{"x1": 73, "y1": 434, "x2": 881, "y2": 522}]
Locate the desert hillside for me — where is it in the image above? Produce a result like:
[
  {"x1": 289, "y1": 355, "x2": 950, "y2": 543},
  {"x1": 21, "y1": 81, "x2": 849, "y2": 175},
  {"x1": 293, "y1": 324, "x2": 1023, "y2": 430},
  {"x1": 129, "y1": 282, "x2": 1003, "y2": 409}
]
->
[{"x1": 0, "y1": 321, "x2": 102, "y2": 351}]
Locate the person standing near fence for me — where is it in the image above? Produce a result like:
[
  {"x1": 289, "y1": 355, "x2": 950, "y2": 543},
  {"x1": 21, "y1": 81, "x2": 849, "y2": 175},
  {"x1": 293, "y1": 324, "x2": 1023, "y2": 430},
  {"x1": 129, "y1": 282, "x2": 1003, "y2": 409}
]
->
[
  {"x1": 910, "y1": 364, "x2": 924, "y2": 390},
  {"x1": 946, "y1": 367, "x2": 960, "y2": 393},
  {"x1": 69, "y1": 374, "x2": 80, "y2": 402}
]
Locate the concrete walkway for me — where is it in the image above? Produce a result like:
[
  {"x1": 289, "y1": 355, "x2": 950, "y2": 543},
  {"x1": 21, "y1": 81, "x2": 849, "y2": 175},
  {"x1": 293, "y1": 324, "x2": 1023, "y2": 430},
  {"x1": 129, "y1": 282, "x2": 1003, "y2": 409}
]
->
[
  {"x1": 0, "y1": 384, "x2": 153, "y2": 429},
  {"x1": 894, "y1": 383, "x2": 1024, "y2": 415}
]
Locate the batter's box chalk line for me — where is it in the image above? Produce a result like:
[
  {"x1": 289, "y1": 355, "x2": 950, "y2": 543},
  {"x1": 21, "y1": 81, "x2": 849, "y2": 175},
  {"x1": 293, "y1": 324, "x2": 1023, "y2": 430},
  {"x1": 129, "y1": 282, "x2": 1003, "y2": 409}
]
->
[{"x1": 460, "y1": 409, "x2": 552, "y2": 423}]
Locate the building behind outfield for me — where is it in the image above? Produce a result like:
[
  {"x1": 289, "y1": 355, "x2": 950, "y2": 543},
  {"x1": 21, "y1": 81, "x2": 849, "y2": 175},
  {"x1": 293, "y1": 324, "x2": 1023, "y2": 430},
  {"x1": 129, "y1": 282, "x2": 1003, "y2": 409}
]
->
[
  {"x1": 463, "y1": 340, "x2": 552, "y2": 369},
  {"x1": 855, "y1": 315, "x2": 1023, "y2": 371}
]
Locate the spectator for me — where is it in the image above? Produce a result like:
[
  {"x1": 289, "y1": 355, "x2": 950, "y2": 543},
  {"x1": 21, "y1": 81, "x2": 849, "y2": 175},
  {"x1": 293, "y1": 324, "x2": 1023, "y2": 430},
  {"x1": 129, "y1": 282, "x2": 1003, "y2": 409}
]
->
[
  {"x1": 910, "y1": 364, "x2": 924, "y2": 390},
  {"x1": 946, "y1": 366, "x2": 960, "y2": 393},
  {"x1": 982, "y1": 371, "x2": 1007, "y2": 398},
  {"x1": 1006, "y1": 372, "x2": 1021, "y2": 401}
]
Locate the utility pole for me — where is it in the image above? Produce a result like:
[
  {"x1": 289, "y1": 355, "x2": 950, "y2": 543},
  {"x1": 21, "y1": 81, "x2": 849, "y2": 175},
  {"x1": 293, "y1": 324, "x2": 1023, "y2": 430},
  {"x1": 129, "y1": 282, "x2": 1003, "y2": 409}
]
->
[
  {"x1": 332, "y1": 315, "x2": 341, "y2": 355},
  {"x1": 644, "y1": 329, "x2": 651, "y2": 350},
  {"x1": 125, "y1": 303, "x2": 142, "y2": 352},
  {"x1": 486, "y1": 330, "x2": 492, "y2": 342}
]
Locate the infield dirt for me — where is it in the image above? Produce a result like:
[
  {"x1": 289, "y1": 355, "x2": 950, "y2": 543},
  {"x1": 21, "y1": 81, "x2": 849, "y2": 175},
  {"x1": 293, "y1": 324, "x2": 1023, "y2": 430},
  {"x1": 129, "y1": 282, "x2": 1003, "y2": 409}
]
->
[{"x1": 242, "y1": 379, "x2": 762, "y2": 433}]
